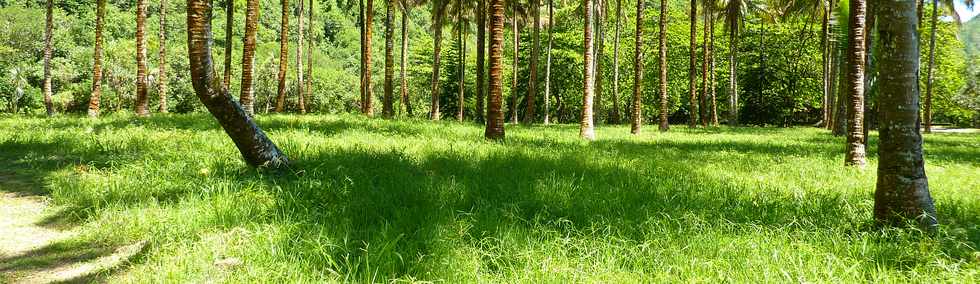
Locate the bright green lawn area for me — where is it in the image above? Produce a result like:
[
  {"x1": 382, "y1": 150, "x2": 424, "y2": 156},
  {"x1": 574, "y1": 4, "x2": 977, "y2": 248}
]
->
[{"x1": 1, "y1": 113, "x2": 978, "y2": 282}]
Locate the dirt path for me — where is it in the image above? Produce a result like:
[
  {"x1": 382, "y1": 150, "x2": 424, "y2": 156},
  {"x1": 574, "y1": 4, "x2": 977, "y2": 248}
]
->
[{"x1": 0, "y1": 192, "x2": 144, "y2": 283}]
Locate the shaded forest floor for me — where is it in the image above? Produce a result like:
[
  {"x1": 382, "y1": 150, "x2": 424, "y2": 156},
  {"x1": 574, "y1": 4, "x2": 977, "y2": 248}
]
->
[{"x1": 0, "y1": 113, "x2": 978, "y2": 282}]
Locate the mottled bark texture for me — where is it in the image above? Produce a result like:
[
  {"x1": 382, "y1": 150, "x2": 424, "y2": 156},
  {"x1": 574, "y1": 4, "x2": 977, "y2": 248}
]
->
[
  {"x1": 384, "y1": 0, "x2": 396, "y2": 118},
  {"x1": 845, "y1": 0, "x2": 868, "y2": 166},
  {"x1": 89, "y1": 0, "x2": 106, "y2": 117},
  {"x1": 430, "y1": 0, "x2": 445, "y2": 120},
  {"x1": 485, "y1": 0, "x2": 506, "y2": 139},
  {"x1": 223, "y1": 0, "x2": 234, "y2": 89},
  {"x1": 688, "y1": 0, "x2": 697, "y2": 128},
  {"x1": 658, "y1": 0, "x2": 669, "y2": 132},
  {"x1": 43, "y1": 0, "x2": 54, "y2": 117},
  {"x1": 275, "y1": 0, "x2": 289, "y2": 112},
  {"x1": 476, "y1": 0, "x2": 487, "y2": 121},
  {"x1": 580, "y1": 0, "x2": 596, "y2": 140},
  {"x1": 524, "y1": 0, "x2": 540, "y2": 124},
  {"x1": 610, "y1": 0, "x2": 622, "y2": 124},
  {"x1": 158, "y1": 0, "x2": 169, "y2": 113},
  {"x1": 630, "y1": 0, "x2": 644, "y2": 134},
  {"x1": 400, "y1": 6, "x2": 413, "y2": 116},
  {"x1": 544, "y1": 0, "x2": 554, "y2": 124},
  {"x1": 135, "y1": 0, "x2": 150, "y2": 117},
  {"x1": 240, "y1": 0, "x2": 260, "y2": 116}
]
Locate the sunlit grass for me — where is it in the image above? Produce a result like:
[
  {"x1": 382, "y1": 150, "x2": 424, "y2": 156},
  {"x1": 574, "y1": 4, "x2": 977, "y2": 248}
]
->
[{"x1": 1, "y1": 113, "x2": 978, "y2": 282}]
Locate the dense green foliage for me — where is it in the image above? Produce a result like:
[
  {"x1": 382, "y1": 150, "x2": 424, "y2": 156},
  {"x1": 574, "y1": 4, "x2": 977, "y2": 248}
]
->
[
  {"x1": 0, "y1": 1, "x2": 974, "y2": 125},
  {"x1": 1, "y1": 114, "x2": 979, "y2": 281}
]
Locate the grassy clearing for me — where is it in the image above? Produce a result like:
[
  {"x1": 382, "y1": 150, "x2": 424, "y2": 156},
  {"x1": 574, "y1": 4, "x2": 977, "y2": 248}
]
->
[{"x1": 1, "y1": 113, "x2": 978, "y2": 282}]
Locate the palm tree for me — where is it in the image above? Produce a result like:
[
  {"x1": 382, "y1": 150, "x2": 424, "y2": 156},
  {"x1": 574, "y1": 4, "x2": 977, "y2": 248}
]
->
[
  {"x1": 400, "y1": 0, "x2": 421, "y2": 116},
  {"x1": 296, "y1": 0, "x2": 305, "y2": 113},
  {"x1": 223, "y1": 0, "x2": 234, "y2": 89},
  {"x1": 430, "y1": 0, "x2": 451, "y2": 120},
  {"x1": 303, "y1": 0, "x2": 313, "y2": 114},
  {"x1": 135, "y1": 0, "x2": 149, "y2": 117},
  {"x1": 508, "y1": 1, "x2": 527, "y2": 124},
  {"x1": 873, "y1": 0, "x2": 936, "y2": 230},
  {"x1": 449, "y1": 0, "x2": 474, "y2": 122},
  {"x1": 186, "y1": 0, "x2": 289, "y2": 169},
  {"x1": 923, "y1": 0, "x2": 972, "y2": 133},
  {"x1": 688, "y1": 0, "x2": 698, "y2": 128},
  {"x1": 275, "y1": 0, "x2": 289, "y2": 112},
  {"x1": 722, "y1": 0, "x2": 746, "y2": 126},
  {"x1": 158, "y1": 0, "x2": 169, "y2": 113},
  {"x1": 708, "y1": 0, "x2": 719, "y2": 126},
  {"x1": 543, "y1": 0, "x2": 554, "y2": 124},
  {"x1": 523, "y1": 0, "x2": 540, "y2": 124},
  {"x1": 845, "y1": 0, "x2": 867, "y2": 166},
  {"x1": 581, "y1": 0, "x2": 597, "y2": 140},
  {"x1": 88, "y1": 0, "x2": 106, "y2": 117},
  {"x1": 486, "y1": 0, "x2": 506, "y2": 139},
  {"x1": 42, "y1": 0, "x2": 55, "y2": 116},
  {"x1": 240, "y1": 0, "x2": 260, "y2": 116},
  {"x1": 365, "y1": 0, "x2": 376, "y2": 116},
  {"x1": 630, "y1": 0, "x2": 644, "y2": 134},
  {"x1": 610, "y1": 0, "x2": 623, "y2": 124},
  {"x1": 700, "y1": 0, "x2": 710, "y2": 127},
  {"x1": 476, "y1": 0, "x2": 488, "y2": 122},
  {"x1": 384, "y1": 0, "x2": 397, "y2": 118},
  {"x1": 658, "y1": 0, "x2": 670, "y2": 131},
  {"x1": 594, "y1": 0, "x2": 606, "y2": 123}
]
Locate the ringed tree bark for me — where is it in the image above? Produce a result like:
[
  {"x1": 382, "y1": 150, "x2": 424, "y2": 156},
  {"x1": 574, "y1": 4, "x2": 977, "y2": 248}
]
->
[
  {"x1": 135, "y1": 0, "x2": 150, "y2": 117},
  {"x1": 186, "y1": 0, "x2": 290, "y2": 169},
  {"x1": 158, "y1": 0, "x2": 169, "y2": 113},
  {"x1": 845, "y1": 0, "x2": 867, "y2": 166},
  {"x1": 658, "y1": 0, "x2": 669, "y2": 132},
  {"x1": 365, "y1": 0, "x2": 376, "y2": 116},
  {"x1": 43, "y1": 0, "x2": 55, "y2": 117},
  {"x1": 275, "y1": 0, "x2": 289, "y2": 112},
  {"x1": 580, "y1": 0, "x2": 597, "y2": 140},
  {"x1": 240, "y1": 0, "x2": 260, "y2": 116},
  {"x1": 485, "y1": 0, "x2": 506, "y2": 139},
  {"x1": 89, "y1": 0, "x2": 106, "y2": 117},
  {"x1": 384, "y1": 0, "x2": 396, "y2": 118},
  {"x1": 874, "y1": 0, "x2": 937, "y2": 230},
  {"x1": 630, "y1": 0, "x2": 644, "y2": 134},
  {"x1": 610, "y1": 0, "x2": 623, "y2": 124}
]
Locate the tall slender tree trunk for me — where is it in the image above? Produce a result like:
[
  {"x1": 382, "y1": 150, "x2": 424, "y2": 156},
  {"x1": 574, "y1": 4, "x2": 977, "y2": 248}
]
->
[
  {"x1": 688, "y1": 0, "x2": 698, "y2": 128},
  {"x1": 296, "y1": 0, "x2": 305, "y2": 113},
  {"x1": 874, "y1": 0, "x2": 937, "y2": 230},
  {"x1": 457, "y1": 19, "x2": 466, "y2": 122},
  {"x1": 360, "y1": 0, "x2": 366, "y2": 112},
  {"x1": 581, "y1": 0, "x2": 596, "y2": 140},
  {"x1": 709, "y1": 9, "x2": 718, "y2": 126},
  {"x1": 364, "y1": 0, "x2": 376, "y2": 116},
  {"x1": 430, "y1": 4, "x2": 444, "y2": 120},
  {"x1": 594, "y1": 0, "x2": 605, "y2": 123},
  {"x1": 821, "y1": 0, "x2": 830, "y2": 126},
  {"x1": 827, "y1": 39, "x2": 840, "y2": 130},
  {"x1": 610, "y1": 0, "x2": 622, "y2": 124},
  {"x1": 544, "y1": 0, "x2": 554, "y2": 124},
  {"x1": 186, "y1": 0, "x2": 289, "y2": 169},
  {"x1": 630, "y1": 0, "x2": 644, "y2": 134},
  {"x1": 384, "y1": 0, "x2": 396, "y2": 118},
  {"x1": 924, "y1": 0, "x2": 937, "y2": 133},
  {"x1": 699, "y1": 0, "x2": 709, "y2": 127},
  {"x1": 658, "y1": 0, "x2": 669, "y2": 131},
  {"x1": 43, "y1": 0, "x2": 54, "y2": 117},
  {"x1": 135, "y1": 0, "x2": 149, "y2": 117},
  {"x1": 863, "y1": 1, "x2": 875, "y2": 144},
  {"x1": 510, "y1": 16, "x2": 520, "y2": 124},
  {"x1": 224, "y1": 0, "x2": 234, "y2": 89},
  {"x1": 88, "y1": 0, "x2": 106, "y2": 117},
  {"x1": 158, "y1": 0, "x2": 169, "y2": 113},
  {"x1": 525, "y1": 0, "x2": 540, "y2": 124},
  {"x1": 845, "y1": 0, "x2": 868, "y2": 166},
  {"x1": 275, "y1": 0, "x2": 289, "y2": 112},
  {"x1": 240, "y1": 0, "x2": 260, "y2": 116},
  {"x1": 401, "y1": 6, "x2": 413, "y2": 116},
  {"x1": 826, "y1": 0, "x2": 837, "y2": 130},
  {"x1": 476, "y1": 0, "x2": 487, "y2": 122},
  {"x1": 486, "y1": 0, "x2": 506, "y2": 139},
  {"x1": 833, "y1": 43, "x2": 848, "y2": 136},
  {"x1": 728, "y1": 27, "x2": 738, "y2": 126},
  {"x1": 301, "y1": 0, "x2": 312, "y2": 114}
]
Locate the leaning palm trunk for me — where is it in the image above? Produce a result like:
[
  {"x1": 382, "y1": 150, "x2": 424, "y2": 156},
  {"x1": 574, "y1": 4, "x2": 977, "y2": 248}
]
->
[
  {"x1": 923, "y1": 0, "x2": 938, "y2": 133},
  {"x1": 43, "y1": 0, "x2": 54, "y2": 116},
  {"x1": 658, "y1": 0, "x2": 669, "y2": 131},
  {"x1": 580, "y1": 0, "x2": 597, "y2": 140},
  {"x1": 223, "y1": 0, "x2": 233, "y2": 89},
  {"x1": 485, "y1": 0, "x2": 506, "y2": 139},
  {"x1": 88, "y1": 0, "x2": 106, "y2": 117},
  {"x1": 135, "y1": 0, "x2": 149, "y2": 117},
  {"x1": 845, "y1": 0, "x2": 867, "y2": 166},
  {"x1": 240, "y1": 0, "x2": 260, "y2": 116},
  {"x1": 610, "y1": 0, "x2": 622, "y2": 124},
  {"x1": 186, "y1": 0, "x2": 289, "y2": 169},
  {"x1": 384, "y1": 0, "x2": 396, "y2": 118},
  {"x1": 275, "y1": 0, "x2": 289, "y2": 112},
  {"x1": 874, "y1": 0, "x2": 937, "y2": 230},
  {"x1": 158, "y1": 0, "x2": 169, "y2": 113},
  {"x1": 630, "y1": 0, "x2": 644, "y2": 134},
  {"x1": 544, "y1": 0, "x2": 554, "y2": 124},
  {"x1": 687, "y1": 0, "x2": 697, "y2": 128}
]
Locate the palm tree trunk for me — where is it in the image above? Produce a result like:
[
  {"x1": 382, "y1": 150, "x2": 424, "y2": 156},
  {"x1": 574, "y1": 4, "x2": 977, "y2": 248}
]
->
[
  {"x1": 457, "y1": 21, "x2": 465, "y2": 122},
  {"x1": 296, "y1": 0, "x2": 305, "y2": 114},
  {"x1": 384, "y1": 0, "x2": 396, "y2": 118},
  {"x1": 158, "y1": 0, "x2": 169, "y2": 113},
  {"x1": 594, "y1": 0, "x2": 605, "y2": 123},
  {"x1": 510, "y1": 15, "x2": 520, "y2": 124},
  {"x1": 845, "y1": 0, "x2": 868, "y2": 166},
  {"x1": 43, "y1": 0, "x2": 54, "y2": 116},
  {"x1": 700, "y1": 0, "x2": 709, "y2": 127},
  {"x1": 301, "y1": 0, "x2": 312, "y2": 114},
  {"x1": 833, "y1": 43, "x2": 848, "y2": 136},
  {"x1": 709, "y1": 9, "x2": 718, "y2": 126},
  {"x1": 924, "y1": 0, "x2": 937, "y2": 133},
  {"x1": 275, "y1": 0, "x2": 289, "y2": 112},
  {"x1": 364, "y1": 0, "x2": 376, "y2": 116},
  {"x1": 658, "y1": 0, "x2": 669, "y2": 131},
  {"x1": 88, "y1": 0, "x2": 106, "y2": 117},
  {"x1": 476, "y1": 0, "x2": 487, "y2": 122},
  {"x1": 485, "y1": 0, "x2": 506, "y2": 139},
  {"x1": 630, "y1": 0, "x2": 644, "y2": 134},
  {"x1": 360, "y1": 0, "x2": 365, "y2": 112},
  {"x1": 728, "y1": 27, "x2": 738, "y2": 126},
  {"x1": 135, "y1": 0, "x2": 149, "y2": 117},
  {"x1": 863, "y1": 1, "x2": 875, "y2": 144},
  {"x1": 687, "y1": 0, "x2": 698, "y2": 128},
  {"x1": 186, "y1": 0, "x2": 289, "y2": 169},
  {"x1": 401, "y1": 6, "x2": 413, "y2": 116},
  {"x1": 874, "y1": 0, "x2": 937, "y2": 230},
  {"x1": 581, "y1": 0, "x2": 596, "y2": 140},
  {"x1": 240, "y1": 0, "x2": 260, "y2": 116},
  {"x1": 430, "y1": 4, "x2": 444, "y2": 120},
  {"x1": 525, "y1": 0, "x2": 540, "y2": 124},
  {"x1": 544, "y1": 0, "x2": 554, "y2": 124},
  {"x1": 821, "y1": 0, "x2": 830, "y2": 126},
  {"x1": 610, "y1": 0, "x2": 622, "y2": 124},
  {"x1": 224, "y1": 0, "x2": 234, "y2": 89}
]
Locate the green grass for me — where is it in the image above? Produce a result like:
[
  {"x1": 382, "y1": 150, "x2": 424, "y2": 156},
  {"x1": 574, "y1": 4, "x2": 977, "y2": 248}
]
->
[{"x1": 1, "y1": 113, "x2": 979, "y2": 282}]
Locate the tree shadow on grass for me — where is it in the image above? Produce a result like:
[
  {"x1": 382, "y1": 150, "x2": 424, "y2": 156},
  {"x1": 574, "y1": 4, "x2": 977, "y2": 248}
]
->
[{"x1": 0, "y1": 240, "x2": 148, "y2": 284}]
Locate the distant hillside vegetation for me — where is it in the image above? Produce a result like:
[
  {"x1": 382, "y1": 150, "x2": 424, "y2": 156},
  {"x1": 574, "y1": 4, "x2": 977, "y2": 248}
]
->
[{"x1": 964, "y1": 17, "x2": 980, "y2": 58}]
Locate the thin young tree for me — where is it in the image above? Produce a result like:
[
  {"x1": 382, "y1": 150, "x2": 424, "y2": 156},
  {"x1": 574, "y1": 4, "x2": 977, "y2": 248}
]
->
[
  {"x1": 365, "y1": 0, "x2": 376, "y2": 116},
  {"x1": 301, "y1": 0, "x2": 313, "y2": 114},
  {"x1": 543, "y1": 0, "x2": 554, "y2": 124},
  {"x1": 384, "y1": 0, "x2": 397, "y2": 118},
  {"x1": 610, "y1": 0, "x2": 623, "y2": 124},
  {"x1": 42, "y1": 0, "x2": 54, "y2": 116},
  {"x1": 708, "y1": 1, "x2": 718, "y2": 126},
  {"x1": 486, "y1": 0, "x2": 506, "y2": 139},
  {"x1": 158, "y1": 0, "x2": 169, "y2": 113},
  {"x1": 508, "y1": 2, "x2": 524, "y2": 124},
  {"x1": 296, "y1": 0, "x2": 305, "y2": 113},
  {"x1": 275, "y1": 0, "x2": 289, "y2": 112},
  {"x1": 658, "y1": 0, "x2": 670, "y2": 131},
  {"x1": 874, "y1": 0, "x2": 937, "y2": 230},
  {"x1": 88, "y1": 0, "x2": 106, "y2": 117},
  {"x1": 688, "y1": 0, "x2": 698, "y2": 128},
  {"x1": 581, "y1": 0, "x2": 597, "y2": 140},
  {"x1": 700, "y1": 0, "x2": 710, "y2": 127},
  {"x1": 630, "y1": 0, "x2": 644, "y2": 134},
  {"x1": 723, "y1": 0, "x2": 743, "y2": 126},
  {"x1": 400, "y1": 0, "x2": 416, "y2": 116},
  {"x1": 224, "y1": 0, "x2": 234, "y2": 89},
  {"x1": 524, "y1": 0, "x2": 540, "y2": 124},
  {"x1": 186, "y1": 0, "x2": 290, "y2": 169},
  {"x1": 135, "y1": 0, "x2": 150, "y2": 117},
  {"x1": 430, "y1": 0, "x2": 450, "y2": 120},
  {"x1": 240, "y1": 0, "x2": 260, "y2": 116},
  {"x1": 476, "y1": 0, "x2": 487, "y2": 121},
  {"x1": 845, "y1": 0, "x2": 867, "y2": 166},
  {"x1": 594, "y1": 0, "x2": 606, "y2": 123}
]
